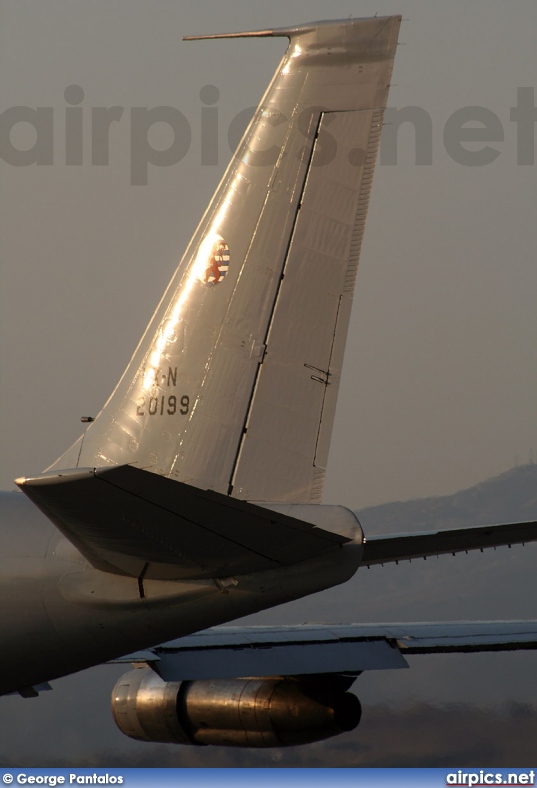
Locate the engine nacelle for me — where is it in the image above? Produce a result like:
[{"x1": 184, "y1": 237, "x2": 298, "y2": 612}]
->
[{"x1": 112, "y1": 668, "x2": 361, "y2": 747}]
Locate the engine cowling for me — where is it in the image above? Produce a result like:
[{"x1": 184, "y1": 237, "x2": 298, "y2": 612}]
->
[{"x1": 112, "y1": 668, "x2": 361, "y2": 747}]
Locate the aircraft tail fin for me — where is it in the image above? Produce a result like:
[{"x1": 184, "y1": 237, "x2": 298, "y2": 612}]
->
[{"x1": 47, "y1": 17, "x2": 401, "y2": 503}]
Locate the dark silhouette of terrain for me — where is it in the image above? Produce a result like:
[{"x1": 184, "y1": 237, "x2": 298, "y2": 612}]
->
[{"x1": 357, "y1": 463, "x2": 537, "y2": 533}]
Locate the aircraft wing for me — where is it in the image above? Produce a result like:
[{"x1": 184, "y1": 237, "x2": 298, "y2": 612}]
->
[
  {"x1": 112, "y1": 621, "x2": 537, "y2": 680},
  {"x1": 17, "y1": 463, "x2": 537, "y2": 579},
  {"x1": 361, "y1": 521, "x2": 537, "y2": 566}
]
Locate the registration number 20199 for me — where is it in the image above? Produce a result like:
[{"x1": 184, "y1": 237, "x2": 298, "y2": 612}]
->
[{"x1": 136, "y1": 394, "x2": 190, "y2": 417}]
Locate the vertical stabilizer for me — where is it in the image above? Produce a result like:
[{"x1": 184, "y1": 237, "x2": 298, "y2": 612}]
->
[{"x1": 48, "y1": 17, "x2": 401, "y2": 502}]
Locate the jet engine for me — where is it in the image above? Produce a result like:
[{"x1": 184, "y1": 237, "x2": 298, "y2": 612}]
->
[{"x1": 112, "y1": 668, "x2": 361, "y2": 747}]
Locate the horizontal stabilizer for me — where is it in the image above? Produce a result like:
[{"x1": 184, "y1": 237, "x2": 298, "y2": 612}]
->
[
  {"x1": 112, "y1": 621, "x2": 537, "y2": 680},
  {"x1": 16, "y1": 465, "x2": 353, "y2": 581},
  {"x1": 362, "y1": 520, "x2": 537, "y2": 565}
]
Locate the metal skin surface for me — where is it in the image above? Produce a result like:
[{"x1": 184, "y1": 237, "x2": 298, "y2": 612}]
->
[
  {"x1": 47, "y1": 16, "x2": 401, "y2": 504},
  {"x1": 111, "y1": 669, "x2": 361, "y2": 747},
  {"x1": 111, "y1": 669, "x2": 190, "y2": 745},
  {"x1": 3, "y1": 16, "x2": 537, "y2": 750},
  {"x1": 119, "y1": 622, "x2": 537, "y2": 682},
  {"x1": 0, "y1": 490, "x2": 362, "y2": 696},
  {"x1": 2, "y1": 17, "x2": 399, "y2": 697},
  {"x1": 17, "y1": 465, "x2": 361, "y2": 581}
]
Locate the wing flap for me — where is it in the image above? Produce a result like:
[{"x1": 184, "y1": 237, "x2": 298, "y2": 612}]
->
[
  {"x1": 362, "y1": 521, "x2": 537, "y2": 566},
  {"x1": 112, "y1": 621, "x2": 537, "y2": 680}
]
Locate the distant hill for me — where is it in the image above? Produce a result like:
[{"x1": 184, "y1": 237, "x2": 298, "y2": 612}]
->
[{"x1": 356, "y1": 464, "x2": 537, "y2": 534}]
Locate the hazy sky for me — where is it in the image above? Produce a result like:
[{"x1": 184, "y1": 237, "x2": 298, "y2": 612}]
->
[
  {"x1": 1, "y1": 0, "x2": 536, "y2": 507},
  {"x1": 0, "y1": 0, "x2": 536, "y2": 767}
]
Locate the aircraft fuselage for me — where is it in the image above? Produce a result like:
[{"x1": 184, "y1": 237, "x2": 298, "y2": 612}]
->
[{"x1": 0, "y1": 492, "x2": 362, "y2": 695}]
